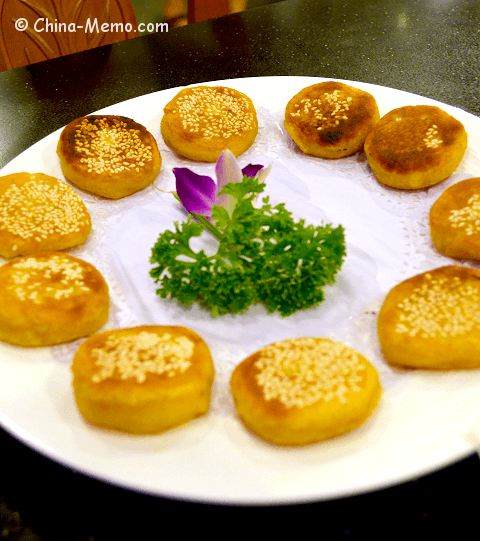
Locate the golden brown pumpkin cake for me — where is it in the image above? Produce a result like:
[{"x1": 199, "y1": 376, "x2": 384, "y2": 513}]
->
[
  {"x1": 284, "y1": 81, "x2": 380, "y2": 159},
  {"x1": 230, "y1": 337, "x2": 381, "y2": 446},
  {"x1": 364, "y1": 105, "x2": 467, "y2": 189},
  {"x1": 378, "y1": 266, "x2": 480, "y2": 369},
  {"x1": 0, "y1": 252, "x2": 109, "y2": 347},
  {"x1": 430, "y1": 178, "x2": 480, "y2": 260},
  {"x1": 0, "y1": 172, "x2": 91, "y2": 259},
  {"x1": 57, "y1": 115, "x2": 161, "y2": 199},
  {"x1": 160, "y1": 85, "x2": 258, "y2": 162},
  {"x1": 71, "y1": 326, "x2": 214, "y2": 434}
]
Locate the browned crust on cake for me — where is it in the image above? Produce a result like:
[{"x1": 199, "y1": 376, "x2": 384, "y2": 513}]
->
[{"x1": 365, "y1": 105, "x2": 467, "y2": 189}]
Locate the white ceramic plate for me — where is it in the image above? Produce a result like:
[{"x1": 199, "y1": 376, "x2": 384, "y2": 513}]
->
[{"x1": 1, "y1": 76, "x2": 480, "y2": 505}]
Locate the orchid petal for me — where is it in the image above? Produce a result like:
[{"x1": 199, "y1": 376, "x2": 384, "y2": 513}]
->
[
  {"x1": 242, "y1": 164, "x2": 264, "y2": 178},
  {"x1": 255, "y1": 161, "x2": 273, "y2": 184},
  {"x1": 215, "y1": 149, "x2": 243, "y2": 208},
  {"x1": 173, "y1": 167, "x2": 216, "y2": 216}
]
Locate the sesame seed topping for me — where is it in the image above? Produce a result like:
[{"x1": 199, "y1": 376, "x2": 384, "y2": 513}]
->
[
  {"x1": 170, "y1": 87, "x2": 255, "y2": 140},
  {"x1": 0, "y1": 176, "x2": 89, "y2": 241},
  {"x1": 395, "y1": 272, "x2": 480, "y2": 338},
  {"x1": 254, "y1": 338, "x2": 365, "y2": 409},
  {"x1": 91, "y1": 331, "x2": 194, "y2": 383},
  {"x1": 291, "y1": 90, "x2": 351, "y2": 131},
  {"x1": 424, "y1": 124, "x2": 443, "y2": 148},
  {"x1": 73, "y1": 117, "x2": 154, "y2": 175},
  {"x1": 6, "y1": 255, "x2": 90, "y2": 303},
  {"x1": 448, "y1": 194, "x2": 480, "y2": 235}
]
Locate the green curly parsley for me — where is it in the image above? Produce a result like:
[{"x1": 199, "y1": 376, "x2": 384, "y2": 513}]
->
[{"x1": 150, "y1": 176, "x2": 346, "y2": 317}]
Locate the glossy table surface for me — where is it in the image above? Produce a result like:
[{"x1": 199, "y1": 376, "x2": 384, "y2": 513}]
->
[{"x1": 1, "y1": 0, "x2": 480, "y2": 538}]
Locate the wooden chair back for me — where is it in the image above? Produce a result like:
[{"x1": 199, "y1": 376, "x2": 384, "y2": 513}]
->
[
  {"x1": 188, "y1": 0, "x2": 230, "y2": 24},
  {"x1": 0, "y1": 0, "x2": 138, "y2": 71}
]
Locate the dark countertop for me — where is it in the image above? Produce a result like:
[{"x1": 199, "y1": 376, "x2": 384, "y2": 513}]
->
[{"x1": 1, "y1": 0, "x2": 480, "y2": 538}]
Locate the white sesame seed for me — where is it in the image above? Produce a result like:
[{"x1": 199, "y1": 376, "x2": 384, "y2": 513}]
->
[
  {"x1": 448, "y1": 193, "x2": 480, "y2": 235},
  {"x1": 254, "y1": 338, "x2": 365, "y2": 409},
  {"x1": 91, "y1": 331, "x2": 194, "y2": 384},
  {"x1": 73, "y1": 117, "x2": 154, "y2": 176},
  {"x1": 395, "y1": 272, "x2": 480, "y2": 338},
  {"x1": 0, "y1": 176, "x2": 89, "y2": 242},
  {"x1": 6, "y1": 255, "x2": 90, "y2": 304},
  {"x1": 171, "y1": 87, "x2": 255, "y2": 140}
]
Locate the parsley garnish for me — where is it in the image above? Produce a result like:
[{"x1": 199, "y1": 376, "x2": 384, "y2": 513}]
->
[{"x1": 150, "y1": 175, "x2": 346, "y2": 317}]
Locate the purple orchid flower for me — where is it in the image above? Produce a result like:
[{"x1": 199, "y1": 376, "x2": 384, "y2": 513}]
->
[{"x1": 173, "y1": 149, "x2": 271, "y2": 219}]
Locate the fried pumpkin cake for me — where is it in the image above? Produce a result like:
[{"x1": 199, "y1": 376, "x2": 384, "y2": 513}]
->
[
  {"x1": 378, "y1": 266, "x2": 480, "y2": 369},
  {"x1": 0, "y1": 172, "x2": 91, "y2": 259},
  {"x1": 284, "y1": 81, "x2": 380, "y2": 159},
  {"x1": 230, "y1": 337, "x2": 381, "y2": 446},
  {"x1": 72, "y1": 325, "x2": 214, "y2": 434},
  {"x1": 57, "y1": 115, "x2": 161, "y2": 199},
  {"x1": 0, "y1": 252, "x2": 109, "y2": 346},
  {"x1": 161, "y1": 85, "x2": 258, "y2": 162},
  {"x1": 365, "y1": 105, "x2": 467, "y2": 189},
  {"x1": 430, "y1": 177, "x2": 480, "y2": 260}
]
